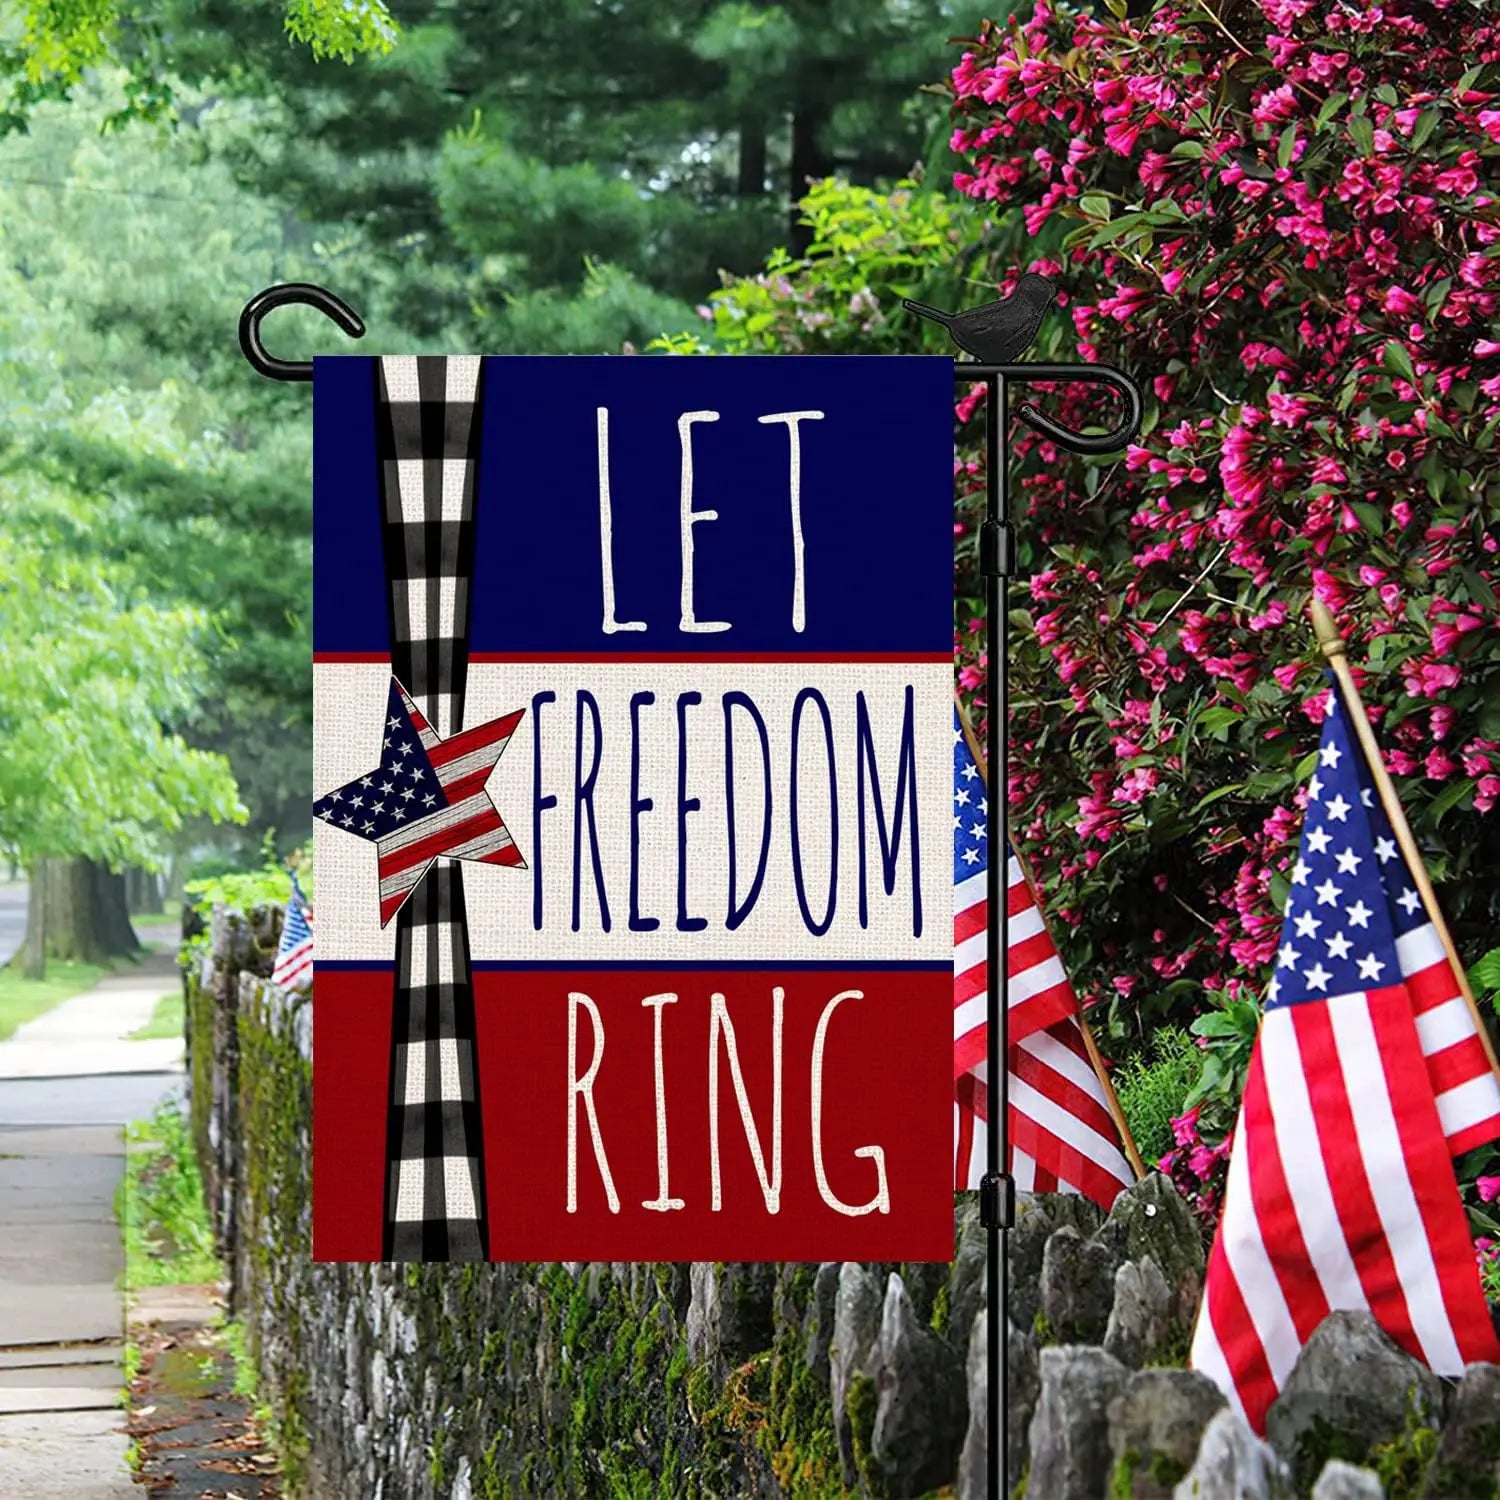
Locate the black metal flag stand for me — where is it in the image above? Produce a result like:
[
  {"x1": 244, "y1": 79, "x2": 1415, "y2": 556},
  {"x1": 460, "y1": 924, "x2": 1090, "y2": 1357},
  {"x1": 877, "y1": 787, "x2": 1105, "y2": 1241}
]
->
[
  {"x1": 914, "y1": 286, "x2": 1143, "y2": 1500},
  {"x1": 242, "y1": 279, "x2": 1143, "y2": 1499}
]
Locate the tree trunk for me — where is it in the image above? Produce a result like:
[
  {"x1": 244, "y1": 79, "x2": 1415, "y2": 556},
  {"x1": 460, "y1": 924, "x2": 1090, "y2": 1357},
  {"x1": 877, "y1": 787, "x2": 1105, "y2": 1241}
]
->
[
  {"x1": 22, "y1": 866, "x2": 45, "y2": 980},
  {"x1": 93, "y1": 865, "x2": 141, "y2": 956},
  {"x1": 788, "y1": 92, "x2": 832, "y2": 257},
  {"x1": 738, "y1": 112, "x2": 767, "y2": 198},
  {"x1": 125, "y1": 866, "x2": 161, "y2": 916},
  {"x1": 23, "y1": 858, "x2": 140, "y2": 966}
]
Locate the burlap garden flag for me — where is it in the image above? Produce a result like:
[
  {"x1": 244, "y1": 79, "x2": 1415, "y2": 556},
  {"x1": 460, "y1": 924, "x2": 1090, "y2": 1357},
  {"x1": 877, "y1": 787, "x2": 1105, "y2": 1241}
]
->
[{"x1": 310, "y1": 354, "x2": 956, "y2": 1262}]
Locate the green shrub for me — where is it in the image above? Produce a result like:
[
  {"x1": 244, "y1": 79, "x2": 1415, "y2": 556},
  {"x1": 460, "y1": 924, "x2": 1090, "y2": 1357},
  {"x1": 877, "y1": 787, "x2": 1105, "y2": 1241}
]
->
[{"x1": 1112, "y1": 1025, "x2": 1198, "y2": 1166}]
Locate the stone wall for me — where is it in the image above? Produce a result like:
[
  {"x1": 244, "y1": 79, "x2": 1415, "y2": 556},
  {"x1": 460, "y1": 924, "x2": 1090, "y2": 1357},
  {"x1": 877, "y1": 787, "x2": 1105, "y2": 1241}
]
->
[{"x1": 186, "y1": 903, "x2": 1500, "y2": 1499}]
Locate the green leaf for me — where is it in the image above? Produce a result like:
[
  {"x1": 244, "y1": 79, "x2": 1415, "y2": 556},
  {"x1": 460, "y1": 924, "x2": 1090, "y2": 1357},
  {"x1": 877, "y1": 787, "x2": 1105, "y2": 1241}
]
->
[
  {"x1": 1087, "y1": 212, "x2": 1150, "y2": 247},
  {"x1": 1461, "y1": 567, "x2": 1499, "y2": 611},
  {"x1": 1383, "y1": 342, "x2": 1416, "y2": 384},
  {"x1": 1269, "y1": 872, "x2": 1292, "y2": 911},
  {"x1": 1410, "y1": 109, "x2": 1441, "y2": 153},
  {"x1": 1468, "y1": 947, "x2": 1500, "y2": 995},
  {"x1": 1429, "y1": 777, "x2": 1475, "y2": 826},
  {"x1": 1172, "y1": 140, "x2": 1205, "y2": 159},
  {"x1": 1374, "y1": 83, "x2": 1399, "y2": 107},
  {"x1": 1350, "y1": 500, "x2": 1386, "y2": 535},
  {"x1": 1196, "y1": 707, "x2": 1243, "y2": 738},
  {"x1": 1349, "y1": 114, "x2": 1375, "y2": 157},
  {"x1": 1191, "y1": 1014, "x2": 1243, "y2": 1039},
  {"x1": 1316, "y1": 92, "x2": 1349, "y2": 131},
  {"x1": 1276, "y1": 123, "x2": 1298, "y2": 170},
  {"x1": 1078, "y1": 194, "x2": 1112, "y2": 221}
]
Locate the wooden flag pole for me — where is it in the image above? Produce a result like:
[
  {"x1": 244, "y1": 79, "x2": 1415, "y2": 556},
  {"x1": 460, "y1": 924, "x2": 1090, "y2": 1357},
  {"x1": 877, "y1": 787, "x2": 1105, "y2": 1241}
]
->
[
  {"x1": 955, "y1": 688, "x2": 1148, "y2": 1180},
  {"x1": 1310, "y1": 596, "x2": 1500, "y2": 1081}
]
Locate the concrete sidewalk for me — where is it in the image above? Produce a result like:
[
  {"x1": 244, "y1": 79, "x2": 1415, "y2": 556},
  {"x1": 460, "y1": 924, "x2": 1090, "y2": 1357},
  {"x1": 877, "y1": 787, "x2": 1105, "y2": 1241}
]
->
[
  {"x1": 0, "y1": 1123, "x2": 136, "y2": 1498},
  {"x1": 0, "y1": 1074, "x2": 183, "y2": 1499},
  {"x1": 0, "y1": 947, "x2": 183, "y2": 1081},
  {"x1": 0, "y1": 928, "x2": 187, "y2": 1497}
]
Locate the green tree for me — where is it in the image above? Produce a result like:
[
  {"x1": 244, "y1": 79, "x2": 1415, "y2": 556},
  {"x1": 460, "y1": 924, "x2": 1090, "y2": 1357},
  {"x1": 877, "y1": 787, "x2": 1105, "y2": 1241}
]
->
[
  {"x1": 121, "y1": 0, "x2": 986, "y2": 350},
  {"x1": 0, "y1": 517, "x2": 243, "y2": 975},
  {"x1": 0, "y1": 84, "x2": 383, "y2": 856},
  {"x1": 0, "y1": 0, "x2": 397, "y2": 132}
]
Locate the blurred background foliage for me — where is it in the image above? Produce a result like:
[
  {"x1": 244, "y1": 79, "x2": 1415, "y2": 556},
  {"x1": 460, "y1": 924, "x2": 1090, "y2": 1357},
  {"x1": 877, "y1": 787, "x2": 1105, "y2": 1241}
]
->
[{"x1": 0, "y1": 0, "x2": 997, "y2": 967}]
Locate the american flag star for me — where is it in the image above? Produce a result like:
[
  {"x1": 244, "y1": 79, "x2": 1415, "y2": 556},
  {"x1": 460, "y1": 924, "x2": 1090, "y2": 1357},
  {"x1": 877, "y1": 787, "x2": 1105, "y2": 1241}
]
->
[{"x1": 316, "y1": 676, "x2": 526, "y2": 925}]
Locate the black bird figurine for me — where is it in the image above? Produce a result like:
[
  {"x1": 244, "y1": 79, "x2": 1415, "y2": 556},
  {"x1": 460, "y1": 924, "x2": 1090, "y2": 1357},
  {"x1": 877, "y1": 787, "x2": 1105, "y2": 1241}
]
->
[{"x1": 904, "y1": 273, "x2": 1058, "y2": 364}]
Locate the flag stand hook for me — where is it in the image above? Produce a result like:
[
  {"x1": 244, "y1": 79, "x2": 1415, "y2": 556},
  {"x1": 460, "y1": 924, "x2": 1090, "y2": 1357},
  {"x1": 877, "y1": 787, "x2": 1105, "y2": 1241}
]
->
[
  {"x1": 918, "y1": 282, "x2": 1144, "y2": 1500},
  {"x1": 239, "y1": 282, "x2": 366, "y2": 381}
]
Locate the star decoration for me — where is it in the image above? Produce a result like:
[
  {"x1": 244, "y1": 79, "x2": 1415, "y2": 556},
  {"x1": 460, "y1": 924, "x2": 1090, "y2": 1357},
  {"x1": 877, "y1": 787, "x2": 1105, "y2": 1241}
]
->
[{"x1": 315, "y1": 676, "x2": 526, "y2": 926}]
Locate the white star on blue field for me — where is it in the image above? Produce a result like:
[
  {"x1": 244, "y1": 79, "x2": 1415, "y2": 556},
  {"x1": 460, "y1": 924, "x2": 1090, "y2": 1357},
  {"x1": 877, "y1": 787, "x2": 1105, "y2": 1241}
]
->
[
  {"x1": 1267, "y1": 679, "x2": 1423, "y2": 1008},
  {"x1": 954, "y1": 706, "x2": 990, "y2": 883},
  {"x1": 314, "y1": 680, "x2": 444, "y2": 839}
]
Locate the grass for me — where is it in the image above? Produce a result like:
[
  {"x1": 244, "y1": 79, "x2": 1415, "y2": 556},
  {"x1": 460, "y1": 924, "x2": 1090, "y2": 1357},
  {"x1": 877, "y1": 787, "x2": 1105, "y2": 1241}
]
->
[
  {"x1": 118, "y1": 1100, "x2": 222, "y2": 1292},
  {"x1": 1113, "y1": 1025, "x2": 1201, "y2": 1167},
  {"x1": 218, "y1": 1319, "x2": 259, "y2": 1400},
  {"x1": 127, "y1": 991, "x2": 184, "y2": 1041},
  {"x1": 0, "y1": 958, "x2": 110, "y2": 1042}
]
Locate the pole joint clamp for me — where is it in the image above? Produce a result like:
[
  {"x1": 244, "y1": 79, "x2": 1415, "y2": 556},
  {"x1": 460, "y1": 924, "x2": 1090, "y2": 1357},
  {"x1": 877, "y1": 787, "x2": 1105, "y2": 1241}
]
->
[
  {"x1": 980, "y1": 519, "x2": 1015, "y2": 578},
  {"x1": 979, "y1": 1172, "x2": 1015, "y2": 1230}
]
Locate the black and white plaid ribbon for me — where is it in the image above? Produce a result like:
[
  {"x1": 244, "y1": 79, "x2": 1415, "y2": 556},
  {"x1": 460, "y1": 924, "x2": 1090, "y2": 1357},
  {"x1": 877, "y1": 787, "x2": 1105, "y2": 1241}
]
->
[{"x1": 374, "y1": 354, "x2": 488, "y2": 1261}]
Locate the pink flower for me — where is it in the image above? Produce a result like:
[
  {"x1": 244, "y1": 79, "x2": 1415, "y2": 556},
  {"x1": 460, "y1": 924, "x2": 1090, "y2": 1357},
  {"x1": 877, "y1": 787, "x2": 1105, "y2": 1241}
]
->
[
  {"x1": 1425, "y1": 747, "x2": 1459, "y2": 781},
  {"x1": 1478, "y1": 1175, "x2": 1500, "y2": 1203},
  {"x1": 1384, "y1": 286, "x2": 1422, "y2": 320}
]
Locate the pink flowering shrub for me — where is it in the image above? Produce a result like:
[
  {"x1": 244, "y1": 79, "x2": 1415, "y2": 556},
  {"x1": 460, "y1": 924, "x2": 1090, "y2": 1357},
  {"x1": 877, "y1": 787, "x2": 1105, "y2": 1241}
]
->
[
  {"x1": 656, "y1": 7, "x2": 1500, "y2": 1226},
  {"x1": 944, "y1": 0, "x2": 1500, "y2": 1058}
]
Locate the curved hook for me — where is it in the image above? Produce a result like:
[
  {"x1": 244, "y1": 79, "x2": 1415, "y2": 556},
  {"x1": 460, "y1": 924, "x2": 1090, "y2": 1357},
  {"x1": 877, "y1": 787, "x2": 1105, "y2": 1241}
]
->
[
  {"x1": 1013, "y1": 362, "x2": 1143, "y2": 455},
  {"x1": 239, "y1": 282, "x2": 366, "y2": 382},
  {"x1": 957, "y1": 361, "x2": 1144, "y2": 456}
]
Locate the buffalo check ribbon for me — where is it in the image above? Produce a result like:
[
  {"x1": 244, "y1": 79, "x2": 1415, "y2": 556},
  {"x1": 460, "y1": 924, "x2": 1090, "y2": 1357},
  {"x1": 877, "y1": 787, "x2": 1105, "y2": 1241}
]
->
[{"x1": 374, "y1": 355, "x2": 490, "y2": 1261}]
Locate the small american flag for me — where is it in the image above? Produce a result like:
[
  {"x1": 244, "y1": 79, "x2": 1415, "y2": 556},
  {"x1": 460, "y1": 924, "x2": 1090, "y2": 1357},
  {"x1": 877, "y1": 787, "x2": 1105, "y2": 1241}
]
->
[
  {"x1": 952, "y1": 700, "x2": 1137, "y2": 1207},
  {"x1": 1191, "y1": 678, "x2": 1500, "y2": 1432},
  {"x1": 272, "y1": 870, "x2": 315, "y2": 992}
]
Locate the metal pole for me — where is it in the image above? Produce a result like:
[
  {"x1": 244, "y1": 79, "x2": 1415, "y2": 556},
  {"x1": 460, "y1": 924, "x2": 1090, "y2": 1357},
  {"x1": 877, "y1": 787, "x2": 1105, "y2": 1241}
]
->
[
  {"x1": 945, "y1": 351, "x2": 1140, "y2": 1499},
  {"x1": 981, "y1": 371, "x2": 1014, "y2": 1500}
]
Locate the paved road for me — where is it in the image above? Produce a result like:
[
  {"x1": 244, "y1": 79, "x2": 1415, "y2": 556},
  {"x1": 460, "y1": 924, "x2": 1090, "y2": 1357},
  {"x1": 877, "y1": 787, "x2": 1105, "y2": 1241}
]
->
[{"x1": 0, "y1": 887, "x2": 25, "y2": 970}]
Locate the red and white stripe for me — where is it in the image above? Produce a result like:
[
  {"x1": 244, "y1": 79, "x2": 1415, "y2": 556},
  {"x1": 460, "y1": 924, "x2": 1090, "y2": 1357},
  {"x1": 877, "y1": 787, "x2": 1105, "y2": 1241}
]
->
[
  {"x1": 272, "y1": 936, "x2": 314, "y2": 990},
  {"x1": 1191, "y1": 983, "x2": 1500, "y2": 1434},
  {"x1": 272, "y1": 903, "x2": 314, "y2": 991},
  {"x1": 954, "y1": 851, "x2": 1078, "y2": 1079},
  {"x1": 1401, "y1": 921, "x2": 1500, "y2": 1155},
  {"x1": 954, "y1": 1016, "x2": 1136, "y2": 1208},
  {"x1": 376, "y1": 702, "x2": 527, "y2": 923}
]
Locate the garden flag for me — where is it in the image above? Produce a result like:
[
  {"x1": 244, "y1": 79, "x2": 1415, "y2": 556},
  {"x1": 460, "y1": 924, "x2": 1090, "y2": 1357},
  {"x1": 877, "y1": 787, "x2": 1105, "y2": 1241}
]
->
[
  {"x1": 1192, "y1": 674, "x2": 1500, "y2": 1433},
  {"x1": 310, "y1": 353, "x2": 957, "y2": 1262},
  {"x1": 272, "y1": 870, "x2": 314, "y2": 993},
  {"x1": 951, "y1": 698, "x2": 1138, "y2": 1207}
]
